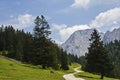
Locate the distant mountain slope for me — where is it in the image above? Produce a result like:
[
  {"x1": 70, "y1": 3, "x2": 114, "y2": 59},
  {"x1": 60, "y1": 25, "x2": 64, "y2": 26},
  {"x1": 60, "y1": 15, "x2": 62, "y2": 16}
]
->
[
  {"x1": 61, "y1": 28, "x2": 120, "y2": 56},
  {"x1": 103, "y1": 28, "x2": 120, "y2": 43},
  {"x1": 61, "y1": 29, "x2": 94, "y2": 56}
]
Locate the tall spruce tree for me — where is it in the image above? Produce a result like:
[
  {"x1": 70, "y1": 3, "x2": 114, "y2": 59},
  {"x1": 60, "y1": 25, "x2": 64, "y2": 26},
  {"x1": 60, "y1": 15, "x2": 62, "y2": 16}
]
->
[
  {"x1": 33, "y1": 15, "x2": 58, "y2": 69},
  {"x1": 85, "y1": 29, "x2": 113, "y2": 79}
]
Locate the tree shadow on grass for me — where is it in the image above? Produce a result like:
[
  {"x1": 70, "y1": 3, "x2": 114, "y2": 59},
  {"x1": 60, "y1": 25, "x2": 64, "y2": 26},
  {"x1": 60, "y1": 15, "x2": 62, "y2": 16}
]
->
[
  {"x1": 77, "y1": 74, "x2": 99, "y2": 79},
  {"x1": 21, "y1": 64, "x2": 42, "y2": 69}
]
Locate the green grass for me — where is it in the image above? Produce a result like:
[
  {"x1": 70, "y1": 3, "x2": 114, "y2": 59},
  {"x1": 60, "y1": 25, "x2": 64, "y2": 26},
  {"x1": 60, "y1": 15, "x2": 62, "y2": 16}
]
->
[
  {"x1": 1, "y1": 56, "x2": 118, "y2": 80},
  {"x1": 0, "y1": 57, "x2": 65, "y2": 80},
  {"x1": 75, "y1": 66, "x2": 119, "y2": 80},
  {"x1": 0, "y1": 56, "x2": 81, "y2": 80},
  {"x1": 62, "y1": 63, "x2": 80, "y2": 74}
]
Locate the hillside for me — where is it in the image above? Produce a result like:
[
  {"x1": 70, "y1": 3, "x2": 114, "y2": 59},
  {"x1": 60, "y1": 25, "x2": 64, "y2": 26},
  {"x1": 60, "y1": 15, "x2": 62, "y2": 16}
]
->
[
  {"x1": 0, "y1": 56, "x2": 119, "y2": 80},
  {"x1": 0, "y1": 56, "x2": 64, "y2": 80}
]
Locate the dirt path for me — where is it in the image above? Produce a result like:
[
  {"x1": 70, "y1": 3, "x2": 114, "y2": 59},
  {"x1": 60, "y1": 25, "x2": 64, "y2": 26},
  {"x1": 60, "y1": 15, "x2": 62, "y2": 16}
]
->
[
  {"x1": 0, "y1": 55, "x2": 21, "y2": 64},
  {"x1": 63, "y1": 67, "x2": 84, "y2": 80}
]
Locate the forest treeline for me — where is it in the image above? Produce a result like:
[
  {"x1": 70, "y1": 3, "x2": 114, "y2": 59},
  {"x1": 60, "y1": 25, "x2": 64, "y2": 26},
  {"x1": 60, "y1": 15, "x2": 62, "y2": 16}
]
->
[
  {"x1": 105, "y1": 40, "x2": 120, "y2": 78},
  {"x1": 0, "y1": 15, "x2": 79, "y2": 70}
]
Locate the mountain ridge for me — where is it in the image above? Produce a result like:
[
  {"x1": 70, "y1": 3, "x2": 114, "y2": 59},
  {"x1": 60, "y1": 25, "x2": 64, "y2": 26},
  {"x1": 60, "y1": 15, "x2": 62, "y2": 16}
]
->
[{"x1": 61, "y1": 27, "x2": 120, "y2": 56}]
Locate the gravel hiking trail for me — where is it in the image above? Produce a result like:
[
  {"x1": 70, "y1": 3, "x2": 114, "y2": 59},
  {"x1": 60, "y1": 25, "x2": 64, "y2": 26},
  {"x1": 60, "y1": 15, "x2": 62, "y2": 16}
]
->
[{"x1": 63, "y1": 67, "x2": 84, "y2": 80}]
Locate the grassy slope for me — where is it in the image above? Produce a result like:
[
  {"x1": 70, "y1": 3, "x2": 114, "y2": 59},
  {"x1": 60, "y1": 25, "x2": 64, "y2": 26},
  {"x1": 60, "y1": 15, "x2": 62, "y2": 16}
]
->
[
  {"x1": 75, "y1": 66, "x2": 119, "y2": 80},
  {"x1": 0, "y1": 57, "x2": 65, "y2": 80},
  {"x1": 1, "y1": 56, "x2": 118, "y2": 80}
]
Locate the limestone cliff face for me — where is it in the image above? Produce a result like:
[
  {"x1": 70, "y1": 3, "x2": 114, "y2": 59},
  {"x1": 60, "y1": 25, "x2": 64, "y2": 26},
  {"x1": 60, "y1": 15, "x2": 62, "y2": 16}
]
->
[
  {"x1": 61, "y1": 28, "x2": 120, "y2": 56},
  {"x1": 103, "y1": 28, "x2": 120, "y2": 43},
  {"x1": 61, "y1": 29, "x2": 94, "y2": 56}
]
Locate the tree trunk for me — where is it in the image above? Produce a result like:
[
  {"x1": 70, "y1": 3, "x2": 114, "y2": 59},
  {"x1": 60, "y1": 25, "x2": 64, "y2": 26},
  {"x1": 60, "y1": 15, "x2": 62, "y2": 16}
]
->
[
  {"x1": 42, "y1": 65, "x2": 46, "y2": 69},
  {"x1": 100, "y1": 72, "x2": 104, "y2": 79}
]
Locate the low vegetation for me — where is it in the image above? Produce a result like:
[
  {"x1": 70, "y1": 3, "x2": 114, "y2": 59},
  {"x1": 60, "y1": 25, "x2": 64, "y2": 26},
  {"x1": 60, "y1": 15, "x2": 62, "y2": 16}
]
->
[
  {"x1": 0, "y1": 56, "x2": 81, "y2": 80},
  {"x1": 75, "y1": 71, "x2": 119, "y2": 80},
  {"x1": 0, "y1": 57, "x2": 64, "y2": 80},
  {"x1": 0, "y1": 56, "x2": 119, "y2": 80},
  {"x1": 75, "y1": 65, "x2": 119, "y2": 80}
]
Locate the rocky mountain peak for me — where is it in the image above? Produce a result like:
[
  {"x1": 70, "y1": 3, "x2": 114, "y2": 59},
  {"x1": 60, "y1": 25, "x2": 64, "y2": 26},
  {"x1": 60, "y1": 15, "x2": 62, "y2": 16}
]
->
[{"x1": 61, "y1": 27, "x2": 120, "y2": 57}]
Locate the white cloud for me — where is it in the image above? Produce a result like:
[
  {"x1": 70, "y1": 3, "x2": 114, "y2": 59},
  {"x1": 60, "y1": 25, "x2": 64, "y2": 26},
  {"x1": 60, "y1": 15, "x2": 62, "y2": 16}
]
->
[
  {"x1": 15, "y1": 14, "x2": 34, "y2": 29},
  {"x1": 71, "y1": 0, "x2": 90, "y2": 9},
  {"x1": 90, "y1": 7, "x2": 120, "y2": 28},
  {"x1": 52, "y1": 7, "x2": 120, "y2": 43},
  {"x1": 51, "y1": 23, "x2": 67, "y2": 31},
  {"x1": 70, "y1": 0, "x2": 120, "y2": 9},
  {"x1": 51, "y1": 24, "x2": 68, "y2": 43},
  {"x1": 59, "y1": 0, "x2": 91, "y2": 13},
  {"x1": 60, "y1": 0, "x2": 120, "y2": 13},
  {"x1": 1, "y1": 14, "x2": 35, "y2": 29},
  {"x1": 60, "y1": 24, "x2": 90, "y2": 41},
  {"x1": 51, "y1": 23, "x2": 90, "y2": 42}
]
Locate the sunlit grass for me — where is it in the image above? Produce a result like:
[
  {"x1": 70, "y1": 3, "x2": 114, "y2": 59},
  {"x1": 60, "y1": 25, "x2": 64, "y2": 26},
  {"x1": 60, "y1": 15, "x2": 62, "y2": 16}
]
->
[
  {"x1": 0, "y1": 57, "x2": 64, "y2": 80},
  {"x1": 75, "y1": 67, "x2": 119, "y2": 80},
  {"x1": 1, "y1": 56, "x2": 118, "y2": 80}
]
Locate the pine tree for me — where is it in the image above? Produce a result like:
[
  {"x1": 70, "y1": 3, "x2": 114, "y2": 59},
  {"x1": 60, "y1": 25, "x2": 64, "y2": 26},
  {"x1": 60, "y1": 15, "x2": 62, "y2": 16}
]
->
[
  {"x1": 60, "y1": 49, "x2": 69, "y2": 70},
  {"x1": 85, "y1": 29, "x2": 113, "y2": 79},
  {"x1": 0, "y1": 25, "x2": 5, "y2": 51},
  {"x1": 33, "y1": 15, "x2": 59, "y2": 69},
  {"x1": 22, "y1": 32, "x2": 33, "y2": 63},
  {"x1": 34, "y1": 15, "x2": 51, "y2": 39}
]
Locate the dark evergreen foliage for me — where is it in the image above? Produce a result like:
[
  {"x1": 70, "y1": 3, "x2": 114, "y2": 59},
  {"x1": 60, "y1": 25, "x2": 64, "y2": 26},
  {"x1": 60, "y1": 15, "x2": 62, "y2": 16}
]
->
[
  {"x1": 33, "y1": 15, "x2": 52, "y2": 69},
  {"x1": 68, "y1": 54, "x2": 80, "y2": 65},
  {"x1": 60, "y1": 49, "x2": 69, "y2": 70},
  {"x1": 85, "y1": 29, "x2": 113, "y2": 79},
  {"x1": 0, "y1": 25, "x2": 32, "y2": 61},
  {"x1": 105, "y1": 40, "x2": 120, "y2": 78}
]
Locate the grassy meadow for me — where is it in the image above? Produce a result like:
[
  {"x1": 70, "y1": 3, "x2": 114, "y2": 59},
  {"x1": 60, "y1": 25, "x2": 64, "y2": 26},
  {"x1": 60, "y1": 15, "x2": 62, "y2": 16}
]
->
[
  {"x1": 0, "y1": 57, "x2": 65, "y2": 80},
  {"x1": 0, "y1": 56, "x2": 119, "y2": 80}
]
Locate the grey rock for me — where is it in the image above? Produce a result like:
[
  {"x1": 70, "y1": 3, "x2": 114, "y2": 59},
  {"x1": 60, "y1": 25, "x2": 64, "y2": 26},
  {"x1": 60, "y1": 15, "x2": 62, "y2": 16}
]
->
[{"x1": 61, "y1": 27, "x2": 120, "y2": 57}]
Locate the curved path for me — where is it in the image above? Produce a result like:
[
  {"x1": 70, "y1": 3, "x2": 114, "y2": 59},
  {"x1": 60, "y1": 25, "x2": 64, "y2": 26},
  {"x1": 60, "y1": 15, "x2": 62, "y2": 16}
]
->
[{"x1": 63, "y1": 67, "x2": 84, "y2": 80}]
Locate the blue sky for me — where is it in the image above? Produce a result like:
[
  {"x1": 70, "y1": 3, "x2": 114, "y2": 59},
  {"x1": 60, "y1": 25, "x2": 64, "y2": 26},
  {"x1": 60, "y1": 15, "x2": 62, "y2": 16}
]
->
[{"x1": 0, "y1": 0, "x2": 120, "y2": 43}]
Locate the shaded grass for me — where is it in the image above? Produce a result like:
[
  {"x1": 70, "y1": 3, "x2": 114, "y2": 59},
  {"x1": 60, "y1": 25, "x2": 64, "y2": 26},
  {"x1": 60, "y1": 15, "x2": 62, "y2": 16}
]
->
[{"x1": 75, "y1": 68, "x2": 119, "y2": 80}]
